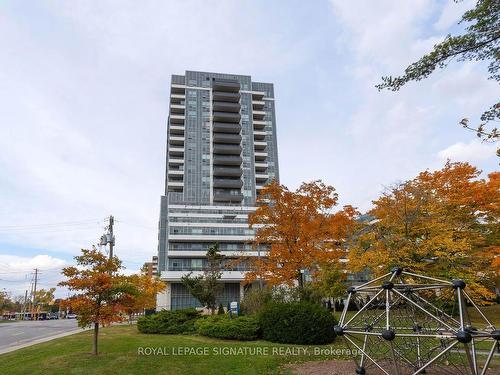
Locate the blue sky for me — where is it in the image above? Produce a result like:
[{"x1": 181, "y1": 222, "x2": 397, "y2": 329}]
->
[{"x1": 0, "y1": 0, "x2": 497, "y2": 296}]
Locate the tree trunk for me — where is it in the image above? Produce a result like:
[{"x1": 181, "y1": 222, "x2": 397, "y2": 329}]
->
[
  {"x1": 92, "y1": 322, "x2": 99, "y2": 355},
  {"x1": 297, "y1": 272, "x2": 304, "y2": 289}
]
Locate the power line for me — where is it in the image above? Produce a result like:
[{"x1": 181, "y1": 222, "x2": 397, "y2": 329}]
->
[
  {"x1": 0, "y1": 224, "x2": 102, "y2": 234},
  {"x1": 0, "y1": 269, "x2": 64, "y2": 274},
  {"x1": 0, "y1": 219, "x2": 102, "y2": 230}
]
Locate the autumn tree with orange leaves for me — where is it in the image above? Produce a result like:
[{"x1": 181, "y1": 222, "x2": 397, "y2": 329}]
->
[
  {"x1": 247, "y1": 180, "x2": 358, "y2": 288},
  {"x1": 123, "y1": 267, "x2": 165, "y2": 318},
  {"x1": 59, "y1": 248, "x2": 137, "y2": 355},
  {"x1": 349, "y1": 162, "x2": 499, "y2": 303}
]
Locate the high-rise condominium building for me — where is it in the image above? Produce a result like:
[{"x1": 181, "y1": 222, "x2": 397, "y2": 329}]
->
[{"x1": 156, "y1": 70, "x2": 279, "y2": 310}]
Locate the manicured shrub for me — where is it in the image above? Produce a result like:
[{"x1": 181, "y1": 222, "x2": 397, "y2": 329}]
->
[
  {"x1": 137, "y1": 308, "x2": 201, "y2": 334},
  {"x1": 258, "y1": 302, "x2": 337, "y2": 344},
  {"x1": 195, "y1": 315, "x2": 261, "y2": 340}
]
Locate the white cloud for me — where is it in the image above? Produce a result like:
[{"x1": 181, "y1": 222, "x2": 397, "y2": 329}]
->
[
  {"x1": 0, "y1": 255, "x2": 69, "y2": 297},
  {"x1": 434, "y1": 0, "x2": 475, "y2": 31},
  {"x1": 0, "y1": 254, "x2": 67, "y2": 273},
  {"x1": 438, "y1": 139, "x2": 496, "y2": 163},
  {"x1": 330, "y1": 0, "x2": 437, "y2": 70}
]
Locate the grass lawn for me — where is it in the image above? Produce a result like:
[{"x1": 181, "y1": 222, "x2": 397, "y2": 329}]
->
[
  {"x1": 468, "y1": 304, "x2": 500, "y2": 327},
  {"x1": 0, "y1": 325, "x2": 349, "y2": 375}
]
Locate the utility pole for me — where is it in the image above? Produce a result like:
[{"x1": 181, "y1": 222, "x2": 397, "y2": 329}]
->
[
  {"x1": 99, "y1": 215, "x2": 115, "y2": 259},
  {"x1": 22, "y1": 290, "x2": 28, "y2": 316},
  {"x1": 28, "y1": 277, "x2": 34, "y2": 316},
  {"x1": 108, "y1": 215, "x2": 114, "y2": 259},
  {"x1": 32, "y1": 268, "x2": 38, "y2": 319}
]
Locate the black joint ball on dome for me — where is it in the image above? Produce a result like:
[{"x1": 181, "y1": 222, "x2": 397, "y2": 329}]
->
[
  {"x1": 364, "y1": 324, "x2": 373, "y2": 332},
  {"x1": 390, "y1": 266, "x2": 403, "y2": 275},
  {"x1": 491, "y1": 330, "x2": 500, "y2": 341},
  {"x1": 334, "y1": 325, "x2": 344, "y2": 336},
  {"x1": 355, "y1": 366, "x2": 366, "y2": 374},
  {"x1": 456, "y1": 330, "x2": 472, "y2": 343},
  {"x1": 382, "y1": 281, "x2": 394, "y2": 290},
  {"x1": 382, "y1": 329, "x2": 396, "y2": 341},
  {"x1": 347, "y1": 286, "x2": 357, "y2": 294},
  {"x1": 413, "y1": 324, "x2": 422, "y2": 332},
  {"x1": 452, "y1": 279, "x2": 466, "y2": 289}
]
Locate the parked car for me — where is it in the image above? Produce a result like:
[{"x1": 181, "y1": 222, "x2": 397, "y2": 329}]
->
[
  {"x1": 48, "y1": 313, "x2": 59, "y2": 320},
  {"x1": 66, "y1": 314, "x2": 77, "y2": 319}
]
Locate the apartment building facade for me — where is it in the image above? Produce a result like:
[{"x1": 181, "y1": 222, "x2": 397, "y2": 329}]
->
[
  {"x1": 156, "y1": 70, "x2": 279, "y2": 310},
  {"x1": 143, "y1": 255, "x2": 159, "y2": 277}
]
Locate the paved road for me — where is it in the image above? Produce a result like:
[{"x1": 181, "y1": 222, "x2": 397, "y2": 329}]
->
[{"x1": 0, "y1": 319, "x2": 82, "y2": 354}]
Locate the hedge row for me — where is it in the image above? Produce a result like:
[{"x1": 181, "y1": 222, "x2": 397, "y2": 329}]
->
[
  {"x1": 195, "y1": 315, "x2": 260, "y2": 341},
  {"x1": 137, "y1": 308, "x2": 201, "y2": 334},
  {"x1": 138, "y1": 302, "x2": 337, "y2": 345}
]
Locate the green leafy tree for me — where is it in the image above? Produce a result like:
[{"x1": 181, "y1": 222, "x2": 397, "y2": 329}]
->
[
  {"x1": 313, "y1": 264, "x2": 346, "y2": 314},
  {"x1": 377, "y1": 0, "x2": 499, "y2": 154},
  {"x1": 181, "y1": 244, "x2": 224, "y2": 314},
  {"x1": 33, "y1": 288, "x2": 56, "y2": 310}
]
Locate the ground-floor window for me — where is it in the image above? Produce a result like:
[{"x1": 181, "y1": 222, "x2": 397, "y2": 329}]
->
[{"x1": 170, "y1": 282, "x2": 240, "y2": 310}]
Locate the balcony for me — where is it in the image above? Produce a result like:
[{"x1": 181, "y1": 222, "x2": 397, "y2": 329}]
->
[
  {"x1": 213, "y1": 122, "x2": 241, "y2": 134},
  {"x1": 161, "y1": 270, "x2": 246, "y2": 282},
  {"x1": 213, "y1": 155, "x2": 242, "y2": 166},
  {"x1": 213, "y1": 133, "x2": 241, "y2": 144},
  {"x1": 170, "y1": 104, "x2": 185, "y2": 114},
  {"x1": 170, "y1": 114, "x2": 185, "y2": 124},
  {"x1": 254, "y1": 130, "x2": 266, "y2": 140},
  {"x1": 169, "y1": 136, "x2": 185, "y2": 145},
  {"x1": 254, "y1": 152, "x2": 268, "y2": 161},
  {"x1": 170, "y1": 125, "x2": 184, "y2": 135},
  {"x1": 171, "y1": 84, "x2": 185, "y2": 94},
  {"x1": 168, "y1": 170, "x2": 184, "y2": 177},
  {"x1": 213, "y1": 101, "x2": 240, "y2": 113},
  {"x1": 213, "y1": 91, "x2": 240, "y2": 102},
  {"x1": 212, "y1": 79, "x2": 240, "y2": 92},
  {"x1": 169, "y1": 157, "x2": 184, "y2": 165},
  {"x1": 251, "y1": 91, "x2": 265, "y2": 100},
  {"x1": 170, "y1": 93, "x2": 185, "y2": 100},
  {"x1": 253, "y1": 120, "x2": 266, "y2": 129},
  {"x1": 254, "y1": 141, "x2": 267, "y2": 150},
  {"x1": 168, "y1": 186, "x2": 183, "y2": 193},
  {"x1": 252, "y1": 100, "x2": 265, "y2": 110},
  {"x1": 213, "y1": 111, "x2": 241, "y2": 123},
  {"x1": 253, "y1": 110, "x2": 266, "y2": 120},
  {"x1": 167, "y1": 181, "x2": 184, "y2": 187},
  {"x1": 213, "y1": 144, "x2": 242, "y2": 155},
  {"x1": 213, "y1": 192, "x2": 244, "y2": 202},
  {"x1": 255, "y1": 163, "x2": 268, "y2": 173},
  {"x1": 169, "y1": 147, "x2": 184, "y2": 157},
  {"x1": 213, "y1": 167, "x2": 242, "y2": 177},
  {"x1": 255, "y1": 174, "x2": 269, "y2": 182},
  {"x1": 213, "y1": 178, "x2": 243, "y2": 189}
]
